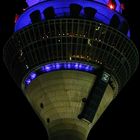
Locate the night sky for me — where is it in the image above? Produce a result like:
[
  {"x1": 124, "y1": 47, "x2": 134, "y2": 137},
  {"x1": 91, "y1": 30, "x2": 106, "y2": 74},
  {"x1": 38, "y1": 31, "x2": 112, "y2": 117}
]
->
[{"x1": 0, "y1": 0, "x2": 140, "y2": 139}]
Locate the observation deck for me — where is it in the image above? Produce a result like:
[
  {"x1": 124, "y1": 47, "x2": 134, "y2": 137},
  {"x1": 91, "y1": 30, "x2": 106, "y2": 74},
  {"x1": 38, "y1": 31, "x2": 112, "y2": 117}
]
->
[
  {"x1": 3, "y1": 0, "x2": 139, "y2": 91},
  {"x1": 3, "y1": 19, "x2": 138, "y2": 91}
]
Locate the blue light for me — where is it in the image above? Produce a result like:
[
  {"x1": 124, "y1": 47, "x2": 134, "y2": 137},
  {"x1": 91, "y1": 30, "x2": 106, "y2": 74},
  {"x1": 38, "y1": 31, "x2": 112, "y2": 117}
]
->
[
  {"x1": 67, "y1": 63, "x2": 71, "y2": 69},
  {"x1": 85, "y1": 66, "x2": 90, "y2": 71},
  {"x1": 24, "y1": 61, "x2": 95, "y2": 87},
  {"x1": 40, "y1": 62, "x2": 94, "y2": 73},
  {"x1": 26, "y1": 0, "x2": 121, "y2": 11},
  {"x1": 79, "y1": 64, "x2": 82, "y2": 69},
  {"x1": 25, "y1": 78, "x2": 31, "y2": 85},
  {"x1": 25, "y1": 72, "x2": 37, "y2": 85},
  {"x1": 64, "y1": 63, "x2": 67, "y2": 69},
  {"x1": 56, "y1": 63, "x2": 61, "y2": 69},
  {"x1": 44, "y1": 65, "x2": 51, "y2": 72},
  {"x1": 30, "y1": 72, "x2": 37, "y2": 80},
  {"x1": 26, "y1": 0, "x2": 44, "y2": 7},
  {"x1": 15, "y1": 0, "x2": 124, "y2": 32},
  {"x1": 74, "y1": 63, "x2": 79, "y2": 69},
  {"x1": 51, "y1": 63, "x2": 56, "y2": 69}
]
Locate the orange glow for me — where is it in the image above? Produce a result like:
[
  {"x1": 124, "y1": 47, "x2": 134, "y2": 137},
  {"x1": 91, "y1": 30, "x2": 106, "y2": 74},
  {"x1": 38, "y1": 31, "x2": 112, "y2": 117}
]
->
[
  {"x1": 108, "y1": 3, "x2": 115, "y2": 10},
  {"x1": 107, "y1": 0, "x2": 116, "y2": 10}
]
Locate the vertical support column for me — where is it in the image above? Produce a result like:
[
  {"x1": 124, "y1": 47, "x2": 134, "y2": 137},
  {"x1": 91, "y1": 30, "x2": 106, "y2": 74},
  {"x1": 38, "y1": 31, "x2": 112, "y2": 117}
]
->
[{"x1": 79, "y1": 69, "x2": 110, "y2": 122}]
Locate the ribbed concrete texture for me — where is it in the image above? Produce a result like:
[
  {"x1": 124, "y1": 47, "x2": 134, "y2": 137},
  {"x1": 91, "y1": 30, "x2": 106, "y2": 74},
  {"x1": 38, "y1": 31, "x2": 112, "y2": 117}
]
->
[{"x1": 24, "y1": 70, "x2": 116, "y2": 140}]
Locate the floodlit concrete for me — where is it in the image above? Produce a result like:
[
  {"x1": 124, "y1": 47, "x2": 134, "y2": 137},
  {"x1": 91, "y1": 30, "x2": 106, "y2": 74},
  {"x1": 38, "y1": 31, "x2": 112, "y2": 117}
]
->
[{"x1": 24, "y1": 70, "x2": 116, "y2": 140}]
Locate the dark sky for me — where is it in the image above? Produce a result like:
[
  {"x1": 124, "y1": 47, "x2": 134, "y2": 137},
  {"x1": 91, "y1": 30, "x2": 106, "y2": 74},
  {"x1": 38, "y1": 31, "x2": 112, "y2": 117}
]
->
[{"x1": 0, "y1": 0, "x2": 139, "y2": 139}]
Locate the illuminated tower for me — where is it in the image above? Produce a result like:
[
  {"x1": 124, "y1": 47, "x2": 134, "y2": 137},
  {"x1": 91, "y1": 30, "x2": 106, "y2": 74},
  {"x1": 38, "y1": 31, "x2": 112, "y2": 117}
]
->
[{"x1": 3, "y1": 0, "x2": 139, "y2": 140}]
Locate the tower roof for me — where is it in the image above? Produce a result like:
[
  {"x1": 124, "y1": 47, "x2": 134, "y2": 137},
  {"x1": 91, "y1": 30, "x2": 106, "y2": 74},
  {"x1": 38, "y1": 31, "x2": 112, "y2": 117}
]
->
[
  {"x1": 15, "y1": 0, "x2": 125, "y2": 34},
  {"x1": 26, "y1": 0, "x2": 122, "y2": 13}
]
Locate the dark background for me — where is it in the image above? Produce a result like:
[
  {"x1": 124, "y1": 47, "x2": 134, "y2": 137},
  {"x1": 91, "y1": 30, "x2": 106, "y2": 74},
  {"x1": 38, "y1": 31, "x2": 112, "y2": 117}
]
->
[{"x1": 0, "y1": 0, "x2": 139, "y2": 139}]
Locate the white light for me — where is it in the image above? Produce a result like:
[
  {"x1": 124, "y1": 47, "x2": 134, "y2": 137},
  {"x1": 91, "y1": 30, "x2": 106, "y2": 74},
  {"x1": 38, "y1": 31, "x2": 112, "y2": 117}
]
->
[
  {"x1": 20, "y1": 50, "x2": 23, "y2": 56},
  {"x1": 88, "y1": 39, "x2": 92, "y2": 46},
  {"x1": 95, "y1": 26, "x2": 100, "y2": 31},
  {"x1": 102, "y1": 72, "x2": 110, "y2": 83},
  {"x1": 26, "y1": 65, "x2": 29, "y2": 69}
]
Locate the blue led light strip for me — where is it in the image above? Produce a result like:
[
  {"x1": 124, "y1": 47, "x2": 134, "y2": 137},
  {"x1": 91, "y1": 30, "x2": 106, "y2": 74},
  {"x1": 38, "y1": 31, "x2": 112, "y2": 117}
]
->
[{"x1": 25, "y1": 62, "x2": 95, "y2": 86}]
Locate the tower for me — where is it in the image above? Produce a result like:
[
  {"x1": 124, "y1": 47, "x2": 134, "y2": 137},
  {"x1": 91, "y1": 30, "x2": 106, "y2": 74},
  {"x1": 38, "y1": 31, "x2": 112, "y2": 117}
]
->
[{"x1": 3, "y1": 0, "x2": 139, "y2": 140}]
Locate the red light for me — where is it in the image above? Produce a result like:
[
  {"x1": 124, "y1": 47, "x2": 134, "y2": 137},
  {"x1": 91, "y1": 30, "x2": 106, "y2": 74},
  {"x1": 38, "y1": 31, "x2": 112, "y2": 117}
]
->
[
  {"x1": 14, "y1": 14, "x2": 19, "y2": 23},
  {"x1": 107, "y1": 0, "x2": 116, "y2": 10}
]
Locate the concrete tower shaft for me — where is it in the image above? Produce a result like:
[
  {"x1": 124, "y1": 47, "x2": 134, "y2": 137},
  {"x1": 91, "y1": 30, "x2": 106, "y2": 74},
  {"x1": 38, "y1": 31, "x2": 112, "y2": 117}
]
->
[
  {"x1": 25, "y1": 71, "x2": 115, "y2": 140},
  {"x1": 3, "y1": 0, "x2": 139, "y2": 140}
]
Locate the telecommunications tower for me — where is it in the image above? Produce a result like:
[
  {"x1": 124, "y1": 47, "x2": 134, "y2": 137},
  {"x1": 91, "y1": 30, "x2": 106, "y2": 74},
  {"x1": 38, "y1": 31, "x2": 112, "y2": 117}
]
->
[{"x1": 3, "y1": 0, "x2": 139, "y2": 140}]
